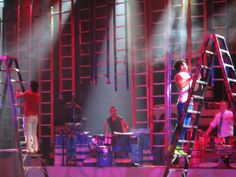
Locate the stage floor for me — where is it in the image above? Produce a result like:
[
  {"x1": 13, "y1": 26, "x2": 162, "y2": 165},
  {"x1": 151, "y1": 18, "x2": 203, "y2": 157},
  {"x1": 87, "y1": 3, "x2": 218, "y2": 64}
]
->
[{"x1": 46, "y1": 165, "x2": 236, "y2": 177}]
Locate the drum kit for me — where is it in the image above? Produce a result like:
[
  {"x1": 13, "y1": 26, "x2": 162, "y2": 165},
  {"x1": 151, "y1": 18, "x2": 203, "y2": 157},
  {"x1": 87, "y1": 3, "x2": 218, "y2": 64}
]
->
[{"x1": 55, "y1": 101, "x2": 134, "y2": 166}]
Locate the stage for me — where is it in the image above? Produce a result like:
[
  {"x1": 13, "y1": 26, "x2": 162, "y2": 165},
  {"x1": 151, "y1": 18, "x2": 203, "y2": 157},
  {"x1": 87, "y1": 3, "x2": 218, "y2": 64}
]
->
[{"x1": 46, "y1": 165, "x2": 236, "y2": 177}]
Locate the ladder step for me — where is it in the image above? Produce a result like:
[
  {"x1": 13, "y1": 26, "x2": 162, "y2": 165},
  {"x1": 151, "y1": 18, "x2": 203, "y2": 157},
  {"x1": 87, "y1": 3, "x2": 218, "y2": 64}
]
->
[
  {"x1": 232, "y1": 93, "x2": 236, "y2": 97},
  {"x1": 215, "y1": 33, "x2": 225, "y2": 40},
  {"x1": 10, "y1": 79, "x2": 22, "y2": 84},
  {"x1": 201, "y1": 65, "x2": 210, "y2": 70},
  {"x1": 224, "y1": 63, "x2": 234, "y2": 69},
  {"x1": 219, "y1": 49, "x2": 229, "y2": 54},
  {"x1": 178, "y1": 139, "x2": 195, "y2": 144},
  {"x1": 205, "y1": 50, "x2": 214, "y2": 55},
  {"x1": 187, "y1": 110, "x2": 201, "y2": 114},
  {"x1": 196, "y1": 80, "x2": 208, "y2": 85},
  {"x1": 191, "y1": 95, "x2": 204, "y2": 100},
  {"x1": 14, "y1": 103, "x2": 24, "y2": 107},
  {"x1": 169, "y1": 168, "x2": 185, "y2": 172},
  {"x1": 227, "y1": 78, "x2": 236, "y2": 83},
  {"x1": 183, "y1": 125, "x2": 198, "y2": 129},
  {"x1": 0, "y1": 148, "x2": 18, "y2": 152}
]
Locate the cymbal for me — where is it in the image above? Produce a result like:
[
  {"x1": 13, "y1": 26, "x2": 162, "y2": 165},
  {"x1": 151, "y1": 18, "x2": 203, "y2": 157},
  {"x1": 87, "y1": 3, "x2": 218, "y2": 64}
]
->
[
  {"x1": 64, "y1": 122, "x2": 81, "y2": 127},
  {"x1": 65, "y1": 101, "x2": 81, "y2": 109}
]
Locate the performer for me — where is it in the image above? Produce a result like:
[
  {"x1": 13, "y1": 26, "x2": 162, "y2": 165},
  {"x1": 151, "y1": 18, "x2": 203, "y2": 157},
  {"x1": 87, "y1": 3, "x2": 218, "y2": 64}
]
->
[
  {"x1": 205, "y1": 101, "x2": 234, "y2": 144},
  {"x1": 169, "y1": 60, "x2": 194, "y2": 155},
  {"x1": 104, "y1": 106, "x2": 129, "y2": 134},
  {"x1": 205, "y1": 101, "x2": 235, "y2": 167},
  {"x1": 16, "y1": 81, "x2": 40, "y2": 154},
  {"x1": 104, "y1": 106, "x2": 129, "y2": 159}
]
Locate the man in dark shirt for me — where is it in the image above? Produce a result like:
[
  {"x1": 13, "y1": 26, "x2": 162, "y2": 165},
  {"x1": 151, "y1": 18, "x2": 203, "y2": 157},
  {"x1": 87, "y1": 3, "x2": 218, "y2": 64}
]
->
[
  {"x1": 104, "y1": 106, "x2": 128, "y2": 133},
  {"x1": 104, "y1": 106, "x2": 130, "y2": 159}
]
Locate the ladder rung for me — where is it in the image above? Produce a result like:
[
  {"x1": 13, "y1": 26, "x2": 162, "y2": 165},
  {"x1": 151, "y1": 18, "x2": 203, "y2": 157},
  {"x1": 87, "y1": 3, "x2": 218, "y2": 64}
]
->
[
  {"x1": 205, "y1": 50, "x2": 214, "y2": 55},
  {"x1": 192, "y1": 95, "x2": 204, "y2": 100},
  {"x1": 215, "y1": 33, "x2": 225, "y2": 40},
  {"x1": 196, "y1": 80, "x2": 208, "y2": 85},
  {"x1": 14, "y1": 103, "x2": 24, "y2": 107},
  {"x1": 220, "y1": 49, "x2": 229, "y2": 54},
  {"x1": 178, "y1": 139, "x2": 195, "y2": 144},
  {"x1": 232, "y1": 93, "x2": 236, "y2": 97},
  {"x1": 0, "y1": 148, "x2": 18, "y2": 152},
  {"x1": 136, "y1": 121, "x2": 148, "y2": 124},
  {"x1": 187, "y1": 110, "x2": 201, "y2": 114},
  {"x1": 10, "y1": 79, "x2": 21, "y2": 84},
  {"x1": 169, "y1": 168, "x2": 185, "y2": 172},
  {"x1": 228, "y1": 78, "x2": 236, "y2": 83},
  {"x1": 183, "y1": 125, "x2": 198, "y2": 129},
  {"x1": 224, "y1": 63, "x2": 234, "y2": 69},
  {"x1": 201, "y1": 65, "x2": 210, "y2": 70}
]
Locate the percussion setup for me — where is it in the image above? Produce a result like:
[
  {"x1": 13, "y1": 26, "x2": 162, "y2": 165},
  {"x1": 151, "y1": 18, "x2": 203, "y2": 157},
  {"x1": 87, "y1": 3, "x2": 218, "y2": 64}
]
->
[
  {"x1": 54, "y1": 128, "x2": 140, "y2": 167},
  {"x1": 54, "y1": 101, "x2": 150, "y2": 167}
]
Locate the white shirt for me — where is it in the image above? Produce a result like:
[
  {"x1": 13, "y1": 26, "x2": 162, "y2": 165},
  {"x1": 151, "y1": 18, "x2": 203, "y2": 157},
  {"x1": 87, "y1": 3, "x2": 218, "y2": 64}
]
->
[
  {"x1": 210, "y1": 110, "x2": 234, "y2": 138},
  {"x1": 177, "y1": 72, "x2": 192, "y2": 103}
]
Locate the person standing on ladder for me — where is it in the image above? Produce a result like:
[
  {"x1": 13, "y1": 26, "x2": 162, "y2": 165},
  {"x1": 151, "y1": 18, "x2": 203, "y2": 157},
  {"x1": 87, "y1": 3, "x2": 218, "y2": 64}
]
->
[
  {"x1": 16, "y1": 80, "x2": 40, "y2": 154},
  {"x1": 169, "y1": 60, "x2": 194, "y2": 155}
]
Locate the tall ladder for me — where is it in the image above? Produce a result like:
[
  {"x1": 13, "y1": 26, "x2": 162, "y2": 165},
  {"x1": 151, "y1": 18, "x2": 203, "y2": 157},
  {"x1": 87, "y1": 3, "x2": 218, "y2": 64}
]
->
[
  {"x1": 1, "y1": 2, "x2": 18, "y2": 57},
  {"x1": 189, "y1": 0, "x2": 207, "y2": 59},
  {"x1": 130, "y1": 0, "x2": 150, "y2": 129},
  {"x1": 92, "y1": 0, "x2": 110, "y2": 85},
  {"x1": 77, "y1": 0, "x2": 93, "y2": 84},
  {"x1": 113, "y1": 0, "x2": 129, "y2": 90},
  {"x1": 0, "y1": 56, "x2": 25, "y2": 177},
  {"x1": 56, "y1": 0, "x2": 76, "y2": 98},
  {"x1": 149, "y1": 0, "x2": 169, "y2": 162},
  {"x1": 163, "y1": 33, "x2": 236, "y2": 177},
  {"x1": 38, "y1": 1, "x2": 55, "y2": 160},
  {"x1": 211, "y1": 0, "x2": 228, "y2": 37},
  {"x1": 0, "y1": 56, "x2": 49, "y2": 177}
]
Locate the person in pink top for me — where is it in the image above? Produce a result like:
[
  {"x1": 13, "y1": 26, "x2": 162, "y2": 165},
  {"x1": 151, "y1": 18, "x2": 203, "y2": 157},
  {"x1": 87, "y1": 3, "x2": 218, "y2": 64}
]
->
[{"x1": 16, "y1": 81, "x2": 40, "y2": 153}]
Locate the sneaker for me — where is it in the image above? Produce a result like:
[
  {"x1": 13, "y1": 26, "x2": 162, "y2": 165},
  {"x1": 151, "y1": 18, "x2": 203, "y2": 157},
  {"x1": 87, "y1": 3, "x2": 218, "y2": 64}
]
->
[
  {"x1": 175, "y1": 146, "x2": 187, "y2": 156},
  {"x1": 174, "y1": 149, "x2": 181, "y2": 155}
]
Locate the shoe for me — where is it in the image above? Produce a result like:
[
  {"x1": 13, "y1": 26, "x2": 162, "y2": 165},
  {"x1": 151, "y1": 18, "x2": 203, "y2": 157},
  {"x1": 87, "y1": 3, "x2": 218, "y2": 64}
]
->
[{"x1": 175, "y1": 146, "x2": 187, "y2": 156}]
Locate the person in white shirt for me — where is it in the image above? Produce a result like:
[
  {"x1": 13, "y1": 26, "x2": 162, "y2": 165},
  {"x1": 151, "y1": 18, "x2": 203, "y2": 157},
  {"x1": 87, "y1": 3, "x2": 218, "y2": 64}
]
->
[
  {"x1": 205, "y1": 101, "x2": 234, "y2": 144},
  {"x1": 169, "y1": 60, "x2": 194, "y2": 156}
]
